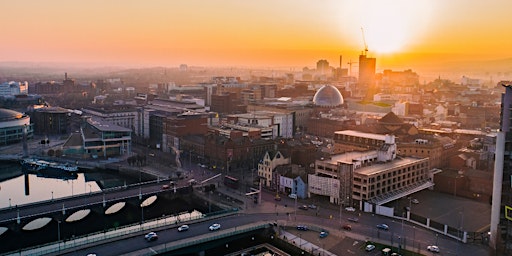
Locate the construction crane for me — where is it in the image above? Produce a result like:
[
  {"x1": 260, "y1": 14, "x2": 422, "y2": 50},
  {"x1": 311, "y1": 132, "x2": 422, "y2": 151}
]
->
[
  {"x1": 347, "y1": 59, "x2": 358, "y2": 77},
  {"x1": 361, "y1": 27, "x2": 368, "y2": 56}
]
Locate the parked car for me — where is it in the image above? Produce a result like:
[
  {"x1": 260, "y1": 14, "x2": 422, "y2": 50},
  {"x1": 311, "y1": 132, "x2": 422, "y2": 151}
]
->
[
  {"x1": 296, "y1": 225, "x2": 308, "y2": 231},
  {"x1": 308, "y1": 204, "x2": 317, "y2": 209},
  {"x1": 178, "y1": 224, "x2": 189, "y2": 232},
  {"x1": 427, "y1": 245, "x2": 440, "y2": 253},
  {"x1": 319, "y1": 231, "x2": 329, "y2": 238},
  {"x1": 288, "y1": 193, "x2": 297, "y2": 199},
  {"x1": 347, "y1": 217, "x2": 359, "y2": 222},
  {"x1": 376, "y1": 224, "x2": 389, "y2": 230},
  {"x1": 209, "y1": 223, "x2": 221, "y2": 231},
  {"x1": 144, "y1": 232, "x2": 158, "y2": 241},
  {"x1": 298, "y1": 205, "x2": 308, "y2": 210},
  {"x1": 342, "y1": 224, "x2": 352, "y2": 231},
  {"x1": 411, "y1": 198, "x2": 419, "y2": 204},
  {"x1": 162, "y1": 184, "x2": 170, "y2": 189},
  {"x1": 345, "y1": 207, "x2": 356, "y2": 212},
  {"x1": 365, "y1": 244, "x2": 376, "y2": 251}
]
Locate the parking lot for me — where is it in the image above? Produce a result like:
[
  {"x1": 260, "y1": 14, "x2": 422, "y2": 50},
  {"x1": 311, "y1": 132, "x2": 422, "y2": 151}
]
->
[{"x1": 386, "y1": 189, "x2": 491, "y2": 232}]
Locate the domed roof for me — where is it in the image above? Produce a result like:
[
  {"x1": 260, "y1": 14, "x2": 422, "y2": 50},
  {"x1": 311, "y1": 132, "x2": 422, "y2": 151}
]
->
[
  {"x1": 0, "y1": 108, "x2": 25, "y2": 122},
  {"x1": 313, "y1": 85, "x2": 344, "y2": 107}
]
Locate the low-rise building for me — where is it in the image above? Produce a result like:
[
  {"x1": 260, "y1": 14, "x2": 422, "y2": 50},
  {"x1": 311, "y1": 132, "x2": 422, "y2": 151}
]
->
[
  {"x1": 62, "y1": 117, "x2": 131, "y2": 158},
  {"x1": 308, "y1": 134, "x2": 433, "y2": 210},
  {"x1": 258, "y1": 150, "x2": 290, "y2": 187}
]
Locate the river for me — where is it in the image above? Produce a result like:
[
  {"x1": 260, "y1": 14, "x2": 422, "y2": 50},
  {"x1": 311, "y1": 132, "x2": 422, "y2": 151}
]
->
[{"x1": 0, "y1": 161, "x2": 141, "y2": 209}]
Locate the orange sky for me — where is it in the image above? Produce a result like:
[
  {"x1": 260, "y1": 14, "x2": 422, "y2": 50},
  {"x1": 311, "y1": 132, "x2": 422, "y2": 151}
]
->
[{"x1": 2, "y1": 0, "x2": 512, "y2": 71}]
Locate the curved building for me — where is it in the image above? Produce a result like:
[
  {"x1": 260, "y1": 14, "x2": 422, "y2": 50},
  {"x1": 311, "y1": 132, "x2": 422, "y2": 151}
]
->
[
  {"x1": 0, "y1": 108, "x2": 33, "y2": 145},
  {"x1": 312, "y1": 85, "x2": 344, "y2": 107}
]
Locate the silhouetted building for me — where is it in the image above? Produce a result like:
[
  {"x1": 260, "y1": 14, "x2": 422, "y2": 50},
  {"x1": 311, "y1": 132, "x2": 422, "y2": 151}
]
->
[
  {"x1": 30, "y1": 107, "x2": 70, "y2": 135},
  {"x1": 490, "y1": 82, "x2": 512, "y2": 254},
  {"x1": 358, "y1": 54, "x2": 376, "y2": 99}
]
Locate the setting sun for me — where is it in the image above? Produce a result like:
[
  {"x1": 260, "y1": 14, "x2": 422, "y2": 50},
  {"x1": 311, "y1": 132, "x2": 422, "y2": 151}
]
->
[{"x1": 343, "y1": 0, "x2": 434, "y2": 54}]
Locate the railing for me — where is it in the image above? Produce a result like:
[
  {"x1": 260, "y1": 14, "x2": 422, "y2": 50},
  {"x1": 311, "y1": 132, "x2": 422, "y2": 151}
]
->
[
  {"x1": 137, "y1": 222, "x2": 268, "y2": 256},
  {"x1": 4, "y1": 208, "x2": 239, "y2": 256}
]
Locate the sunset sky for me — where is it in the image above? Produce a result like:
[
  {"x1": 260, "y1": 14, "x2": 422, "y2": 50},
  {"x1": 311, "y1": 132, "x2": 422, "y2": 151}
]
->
[{"x1": 2, "y1": 0, "x2": 512, "y2": 70}]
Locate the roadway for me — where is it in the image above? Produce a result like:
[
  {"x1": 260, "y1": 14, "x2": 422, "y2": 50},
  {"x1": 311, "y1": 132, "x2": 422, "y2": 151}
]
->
[{"x1": 54, "y1": 186, "x2": 489, "y2": 256}]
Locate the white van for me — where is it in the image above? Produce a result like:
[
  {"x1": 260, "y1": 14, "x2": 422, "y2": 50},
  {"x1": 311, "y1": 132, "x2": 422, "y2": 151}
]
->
[{"x1": 288, "y1": 193, "x2": 297, "y2": 199}]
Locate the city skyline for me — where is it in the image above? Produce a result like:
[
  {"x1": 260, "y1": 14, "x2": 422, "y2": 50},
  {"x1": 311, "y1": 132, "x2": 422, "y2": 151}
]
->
[{"x1": 2, "y1": 0, "x2": 512, "y2": 72}]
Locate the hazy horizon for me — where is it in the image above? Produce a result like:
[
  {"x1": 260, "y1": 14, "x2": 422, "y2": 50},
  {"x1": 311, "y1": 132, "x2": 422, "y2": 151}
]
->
[{"x1": 2, "y1": 0, "x2": 512, "y2": 78}]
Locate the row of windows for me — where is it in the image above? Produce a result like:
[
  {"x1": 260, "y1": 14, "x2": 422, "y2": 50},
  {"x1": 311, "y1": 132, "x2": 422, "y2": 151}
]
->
[
  {"x1": 334, "y1": 134, "x2": 384, "y2": 147},
  {"x1": 356, "y1": 171, "x2": 426, "y2": 186}
]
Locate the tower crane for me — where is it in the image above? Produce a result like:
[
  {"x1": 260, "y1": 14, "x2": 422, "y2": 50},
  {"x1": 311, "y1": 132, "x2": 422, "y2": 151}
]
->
[
  {"x1": 347, "y1": 59, "x2": 358, "y2": 77},
  {"x1": 361, "y1": 27, "x2": 368, "y2": 56}
]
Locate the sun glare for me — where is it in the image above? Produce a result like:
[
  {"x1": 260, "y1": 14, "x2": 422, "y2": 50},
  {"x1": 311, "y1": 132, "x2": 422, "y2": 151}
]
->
[{"x1": 344, "y1": 0, "x2": 433, "y2": 54}]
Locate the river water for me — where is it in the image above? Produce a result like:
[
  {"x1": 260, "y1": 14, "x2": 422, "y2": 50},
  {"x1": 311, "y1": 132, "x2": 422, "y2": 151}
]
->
[{"x1": 0, "y1": 162, "x2": 140, "y2": 209}]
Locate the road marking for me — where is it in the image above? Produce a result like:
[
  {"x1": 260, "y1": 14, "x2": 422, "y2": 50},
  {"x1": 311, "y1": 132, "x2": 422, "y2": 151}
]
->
[{"x1": 149, "y1": 247, "x2": 157, "y2": 254}]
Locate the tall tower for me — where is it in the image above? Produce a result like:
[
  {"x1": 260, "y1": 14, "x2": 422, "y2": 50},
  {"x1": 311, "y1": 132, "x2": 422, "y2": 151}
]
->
[
  {"x1": 491, "y1": 81, "x2": 512, "y2": 254},
  {"x1": 358, "y1": 53, "x2": 376, "y2": 98},
  {"x1": 358, "y1": 28, "x2": 376, "y2": 99}
]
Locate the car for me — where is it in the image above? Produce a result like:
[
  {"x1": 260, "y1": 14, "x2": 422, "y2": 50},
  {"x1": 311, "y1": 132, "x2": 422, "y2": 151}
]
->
[
  {"x1": 365, "y1": 244, "x2": 376, "y2": 251},
  {"x1": 376, "y1": 224, "x2": 389, "y2": 230},
  {"x1": 319, "y1": 231, "x2": 329, "y2": 238},
  {"x1": 209, "y1": 223, "x2": 221, "y2": 231},
  {"x1": 162, "y1": 184, "x2": 170, "y2": 189},
  {"x1": 298, "y1": 205, "x2": 308, "y2": 210},
  {"x1": 144, "y1": 232, "x2": 158, "y2": 241},
  {"x1": 342, "y1": 224, "x2": 352, "y2": 231},
  {"x1": 178, "y1": 224, "x2": 189, "y2": 232},
  {"x1": 308, "y1": 204, "x2": 317, "y2": 209},
  {"x1": 288, "y1": 193, "x2": 297, "y2": 199},
  {"x1": 296, "y1": 225, "x2": 308, "y2": 231},
  {"x1": 347, "y1": 217, "x2": 359, "y2": 222},
  {"x1": 345, "y1": 207, "x2": 356, "y2": 212},
  {"x1": 411, "y1": 198, "x2": 419, "y2": 204},
  {"x1": 427, "y1": 245, "x2": 440, "y2": 253}
]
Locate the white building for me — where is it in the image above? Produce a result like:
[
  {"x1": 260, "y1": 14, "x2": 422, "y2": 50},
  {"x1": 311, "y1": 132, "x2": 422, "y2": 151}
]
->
[
  {"x1": 0, "y1": 81, "x2": 28, "y2": 97},
  {"x1": 258, "y1": 151, "x2": 290, "y2": 187},
  {"x1": 227, "y1": 110, "x2": 294, "y2": 139}
]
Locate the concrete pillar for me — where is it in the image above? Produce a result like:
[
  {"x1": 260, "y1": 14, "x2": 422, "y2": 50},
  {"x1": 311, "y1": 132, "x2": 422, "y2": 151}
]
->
[{"x1": 490, "y1": 131, "x2": 505, "y2": 250}]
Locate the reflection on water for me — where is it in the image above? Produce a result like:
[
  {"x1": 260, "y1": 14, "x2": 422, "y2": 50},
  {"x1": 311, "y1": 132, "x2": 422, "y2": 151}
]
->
[{"x1": 0, "y1": 162, "x2": 138, "y2": 209}]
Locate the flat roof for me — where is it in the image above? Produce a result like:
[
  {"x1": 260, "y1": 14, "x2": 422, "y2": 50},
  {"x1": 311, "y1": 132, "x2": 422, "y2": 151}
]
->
[
  {"x1": 334, "y1": 130, "x2": 387, "y2": 141},
  {"x1": 324, "y1": 151, "x2": 378, "y2": 165},
  {"x1": 87, "y1": 118, "x2": 131, "y2": 132},
  {"x1": 355, "y1": 157, "x2": 427, "y2": 177}
]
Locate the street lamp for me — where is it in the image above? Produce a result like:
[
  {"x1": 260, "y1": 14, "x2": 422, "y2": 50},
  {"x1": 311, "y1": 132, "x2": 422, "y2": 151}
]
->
[
  {"x1": 339, "y1": 200, "x2": 342, "y2": 226},
  {"x1": 57, "y1": 220, "x2": 61, "y2": 252},
  {"x1": 294, "y1": 195, "x2": 297, "y2": 221},
  {"x1": 51, "y1": 191, "x2": 54, "y2": 200}
]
